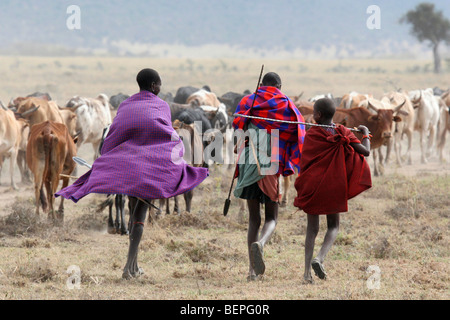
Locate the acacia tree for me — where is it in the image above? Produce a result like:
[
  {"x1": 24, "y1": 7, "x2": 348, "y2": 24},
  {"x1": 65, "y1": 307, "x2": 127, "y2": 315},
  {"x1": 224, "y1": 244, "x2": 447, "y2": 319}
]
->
[{"x1": 400, "y1": 2, "x2": 450, "y2": 73}]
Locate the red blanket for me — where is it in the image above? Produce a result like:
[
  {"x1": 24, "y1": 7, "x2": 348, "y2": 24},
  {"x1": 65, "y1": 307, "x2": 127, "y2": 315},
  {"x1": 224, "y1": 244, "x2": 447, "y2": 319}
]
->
[{"x1": 293, "y1": 125, "x2": 372, "y2": 215}]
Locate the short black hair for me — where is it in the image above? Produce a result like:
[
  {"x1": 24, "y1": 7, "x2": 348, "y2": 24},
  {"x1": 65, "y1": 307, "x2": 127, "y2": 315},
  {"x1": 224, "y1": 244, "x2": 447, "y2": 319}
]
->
[
  {"x1": 136, "y1": 68, "x2": 161, "y2": 91},
  {"x1": 314, "y1": 98, "x2": 336, "y2": 120},
  {"x1": 262, "y1": 72, "x2": 282, "y2": 88}
]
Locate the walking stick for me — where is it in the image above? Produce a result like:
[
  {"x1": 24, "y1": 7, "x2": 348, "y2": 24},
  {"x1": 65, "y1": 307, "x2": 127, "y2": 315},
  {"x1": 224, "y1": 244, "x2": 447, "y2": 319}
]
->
[{"x1": 223, "y1": 64, "x2": 264, "y2": 216}]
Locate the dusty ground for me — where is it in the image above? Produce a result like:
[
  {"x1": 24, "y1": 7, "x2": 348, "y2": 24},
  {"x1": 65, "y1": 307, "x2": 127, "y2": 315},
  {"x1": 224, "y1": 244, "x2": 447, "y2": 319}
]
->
[{"x1": 0, "y1": 57, "x2": 448, "y2": 300}]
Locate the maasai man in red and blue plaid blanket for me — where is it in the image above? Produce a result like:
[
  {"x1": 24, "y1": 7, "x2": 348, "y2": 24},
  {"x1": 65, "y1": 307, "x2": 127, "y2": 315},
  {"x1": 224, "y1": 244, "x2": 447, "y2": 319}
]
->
[
  {"x1": 232, "y1": 72, "x2": 306, "y2": 280},
  {"x1": 56, "y1": 69, "x2": 209, "y2": 279}
]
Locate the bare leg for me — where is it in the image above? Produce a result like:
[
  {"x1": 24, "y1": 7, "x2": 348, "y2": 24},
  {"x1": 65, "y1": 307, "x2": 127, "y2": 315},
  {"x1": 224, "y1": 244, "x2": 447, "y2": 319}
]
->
[
  {"x1": 304, "y1": 214, "x2": 319, "y2": 283},
  {"x1": 259, "y1": 201, "x2": 278, "y2": 246},
  {"x1": 316, "y1": 213, "x2": 340, "y2": 263},
  {"x1": 122, "y1": 199, "x2": 148, "y2": 279},
  {"x1": 247, "y1": 199, "x2": 261, "y2": 279},
  {"x1": 249, "y1": 200, "x2": 279, "y2": 277}
]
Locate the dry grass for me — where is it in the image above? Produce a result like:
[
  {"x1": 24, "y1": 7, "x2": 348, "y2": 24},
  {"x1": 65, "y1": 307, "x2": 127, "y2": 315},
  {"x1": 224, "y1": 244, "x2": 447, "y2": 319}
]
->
[
  {"x1": 0, "y1": 56, "x2": 449, "y2": 300},
  {"x1": 0, "y1": 167, "x2": 448, "y2": 300}
]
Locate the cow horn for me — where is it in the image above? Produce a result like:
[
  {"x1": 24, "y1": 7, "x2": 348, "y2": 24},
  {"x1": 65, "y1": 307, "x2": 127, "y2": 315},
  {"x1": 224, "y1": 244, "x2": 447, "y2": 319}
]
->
[
  {"x1": 442, "y1": 90, "x2": 449, "y2": 99},
  {"x1": 20, "y1": 106, "x2": 40, "y2": 117},
  {"x1": 412, "y1": 91, "x2": 422, "y2": 104},
  {"x1": 73, "y1": 130, "x2": 82, "y2": 139},
  {"x1": 298, "y1": 91, "x2": 304, "y2": 99},
  {"x1": 394, "y1": 100, "x2": 406, "y2": 113},
  {"x1": 367, "y1": 101, "x2": 379, "y2": 113},
  {"x1": 20, "y1": 105, "x2": 40, "y2": 117},
  {"x1": 0, "y1": 101, "x2": 6, "y2": 110}
]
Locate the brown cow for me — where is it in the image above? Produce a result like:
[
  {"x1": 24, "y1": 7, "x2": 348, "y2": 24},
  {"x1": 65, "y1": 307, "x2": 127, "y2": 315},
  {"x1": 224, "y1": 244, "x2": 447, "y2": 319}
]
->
[
  {"x1": 15, "y1": 97, "x2": 64, "y2": 125},
  {"x1": 333, "y1": 103, "x2": 406, "y2": 176},
  {"x1": 26, "y1": 121, "x2": 77, "y2": 220}
]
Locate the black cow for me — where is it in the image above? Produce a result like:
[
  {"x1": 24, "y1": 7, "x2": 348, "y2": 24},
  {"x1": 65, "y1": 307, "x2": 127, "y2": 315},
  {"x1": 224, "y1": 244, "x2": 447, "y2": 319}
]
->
[
  {"x1": 433, "y1": 87, "x2": 448, "y2": 96},
  {"x1": 175, "y1": 108, "x2": 212, "y2": 134},
  {"x1": 159, "y1": 92, "x2": 174, "y2": 103},
  {"x1": 110, "y1": 93, "x2": 130, "y2": 109},
  {"x1": 174, "y1": 85, "x2": 211, "y2": 104},
  {"x1": 219, "y1": 90, "x2": 251, "y2": 116},
  {"x1": 27, "y1": 92, "x2": 52, "y2": 101}
]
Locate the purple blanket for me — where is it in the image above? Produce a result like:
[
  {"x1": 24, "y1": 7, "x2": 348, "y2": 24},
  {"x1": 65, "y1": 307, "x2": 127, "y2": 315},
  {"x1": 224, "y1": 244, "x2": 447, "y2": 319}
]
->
[{"x1": 56, "y1": 90, "x2": 209, "y2": 202}]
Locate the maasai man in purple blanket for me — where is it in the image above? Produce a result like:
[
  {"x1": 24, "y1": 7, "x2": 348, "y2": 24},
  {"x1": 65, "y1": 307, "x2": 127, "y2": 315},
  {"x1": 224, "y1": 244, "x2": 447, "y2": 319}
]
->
[{"x1": 56, "y1": 69, "x2": 209, "y2": 279}]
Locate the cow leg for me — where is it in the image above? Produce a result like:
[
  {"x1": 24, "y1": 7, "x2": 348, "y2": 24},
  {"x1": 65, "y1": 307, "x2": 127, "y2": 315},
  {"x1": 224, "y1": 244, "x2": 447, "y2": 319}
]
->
[
  {"x1": 57, "y1": 177, "x2": 70, "y2": 220},
  {"x1": 183, "y1": 190, "x2": 194, "y2": 213},
  {"x1": 377, "y1": 148, "x2": 385, "y2": 175},
  {"x1": 280, "y1": 176, "x2": 289, "y2": 207},
  {"x1": 427, "y1": 126, "x2": 436, "y2": 159},
  {"x1": 173, "y1": 196, "x2": 180, "y2": 214},
  {"x1": 0, "y1": 155, "x2": 3, "y2": 185},
  {"x1": 373, "y1": 149, "x2": 379, "y2": 176},
  {"x1": 419, "y1": 130, "x2": 427, "y2": 164},
  {"x1": 116, "y1": 194, "x2": 127, "y2": 235},
  {"x1": 123, "y1": 199, "x2": 148, "y2": 279},
  {"x1": 404, "y1": 129, "x2": 413, "y2": 165},
  {"x1": 44, "y1": 180, "x2": 54, "y2": 220},
  {"x1": 107, "y1": 198, "x2": 115, "y2": 234},
  {"x1": 395, "y1": 132, "x2": 404, "y2": 166},
  {"x1": 385, "y1": 139, "x2": 394, "y2": 165},
  {"x1": 50, "y1": 169, "x2": 62, "y2": 222},
  {"x1": 34, "y1": 181, "x2": 42, "y2": 216},
  {"x1": 437, "y1": 126, "x2": 447, "y2": 163},
  {"x1": 92, "y1": 141, "x2": 101, "y2": 160},
  {"x1": 17, "y1": 150, "x2": 32, "y2": 184},
  {"x1": 9, "y1": 149, "x2": 19, "y2": 190}
]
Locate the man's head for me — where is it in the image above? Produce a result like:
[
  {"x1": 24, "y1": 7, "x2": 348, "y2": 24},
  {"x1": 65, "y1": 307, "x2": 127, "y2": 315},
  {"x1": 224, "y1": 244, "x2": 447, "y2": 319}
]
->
[
  {"x1": 313, "y1": 98, "x2": 336, "y2": 124},
  {"x1": 262, "y1": 72, "x2": 282, "y2": 89},
  {"x1": 136, "y1": 68, "x2": 161, "y2": 96}
]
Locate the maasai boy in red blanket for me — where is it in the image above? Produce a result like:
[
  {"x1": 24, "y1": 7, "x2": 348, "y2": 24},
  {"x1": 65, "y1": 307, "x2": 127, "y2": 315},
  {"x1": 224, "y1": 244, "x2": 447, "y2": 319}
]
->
[
  {"x1": 233, "y1": 72, "x2": 306, "y2": 280},
  {"x1": 293, "y1": 98, "x2": 372, "y2": 283}
]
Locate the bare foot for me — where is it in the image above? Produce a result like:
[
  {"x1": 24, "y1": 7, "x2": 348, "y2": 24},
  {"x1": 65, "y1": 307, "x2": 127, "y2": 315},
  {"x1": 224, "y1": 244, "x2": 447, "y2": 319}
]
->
[
  {"x1": 250, "y1": 242, "x2": 265, "y2": 276},
  {"x1": 311, "y1": 258, "x2": 327, "y2": 280}
]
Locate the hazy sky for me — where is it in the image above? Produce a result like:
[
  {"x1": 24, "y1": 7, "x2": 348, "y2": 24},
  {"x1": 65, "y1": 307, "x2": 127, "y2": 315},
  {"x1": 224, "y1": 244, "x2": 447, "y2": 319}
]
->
[{"x1": 1, "y1": 0, "x2": 449, "y2": 58}]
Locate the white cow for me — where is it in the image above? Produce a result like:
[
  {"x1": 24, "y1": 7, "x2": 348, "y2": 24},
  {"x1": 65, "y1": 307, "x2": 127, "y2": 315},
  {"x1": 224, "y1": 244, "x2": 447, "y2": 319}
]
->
[
  {"x1": 0, "y1": 104, "x2": 22, "y2": 189},
  {"x1": 65, "y1": 94, "x2": 112, "y2": 160},
  {"x1": 339, "y1": 91, "x2": 373, "y2": 109},
  {"x1": 436, "y1": 96, "x2": 450, "y2": 162},
  {"x1": 308, "y1": 93, "x2": 333, "y2": 102},
  {"x1": 381, "y1": 91, "x2": 415, "y2": 165},
  {"x1": 408, "y1": 89, "x2": 440, "y2": 164}
]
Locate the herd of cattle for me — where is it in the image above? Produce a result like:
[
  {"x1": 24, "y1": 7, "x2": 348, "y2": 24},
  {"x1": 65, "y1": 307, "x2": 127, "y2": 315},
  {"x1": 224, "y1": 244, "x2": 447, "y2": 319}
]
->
[{"x1": 0, "y1": 85, "x2": 449, "y2": 230}]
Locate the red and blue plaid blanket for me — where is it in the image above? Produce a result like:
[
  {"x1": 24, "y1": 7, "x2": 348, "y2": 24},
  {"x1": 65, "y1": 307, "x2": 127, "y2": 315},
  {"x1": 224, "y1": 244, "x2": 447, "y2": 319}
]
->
[{"x1": 232, "y1": 86, "x2": 306, "y2": 176}]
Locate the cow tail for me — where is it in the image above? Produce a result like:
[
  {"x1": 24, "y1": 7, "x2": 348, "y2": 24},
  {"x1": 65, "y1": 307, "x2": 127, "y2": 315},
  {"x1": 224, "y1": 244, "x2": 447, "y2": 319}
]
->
[{"x1": 43, "y1": 131, "x2": 58, "y2": 193}]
